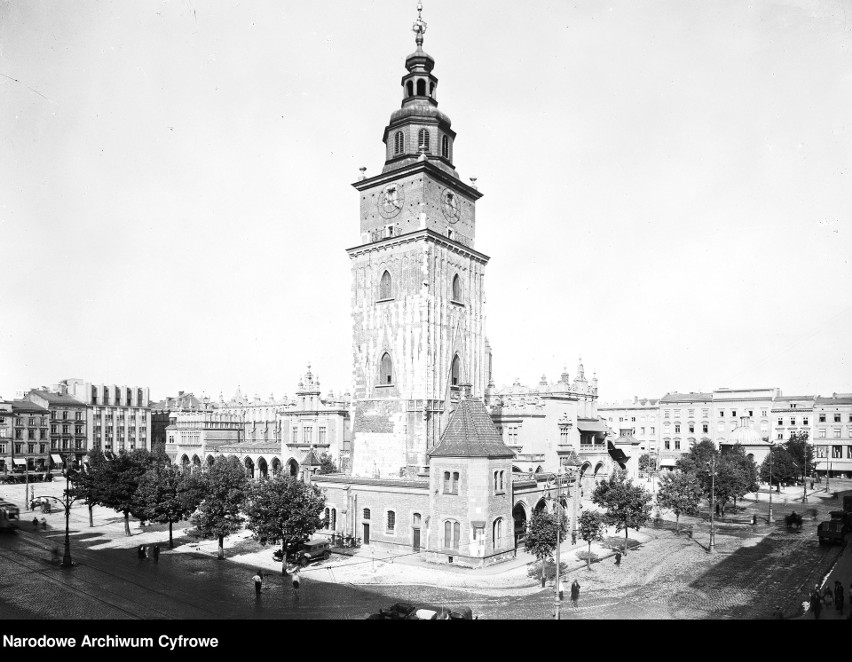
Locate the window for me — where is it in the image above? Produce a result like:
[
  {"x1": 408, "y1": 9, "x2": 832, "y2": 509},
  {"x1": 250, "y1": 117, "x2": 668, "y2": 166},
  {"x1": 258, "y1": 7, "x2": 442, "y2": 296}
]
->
[
  {"x1": 324, "y1": 508, "x2": 331, "y2": 529},
  {"x1": 664, "y1": 438, "x2": 670, "y2": 450},
  {"x1": 761, "y1": 409, "x2": 768, "y2": 417},
  {"x1": 834, "y1": 428, "x2": 841, "y2": 439},
  {"x1": 379, "y1": 270, "x2": 393, "y2": 300},
  {"x1": 702, "y1": 424, "x2": 708, "y2": 433},
  {"x1": 631, "y1": 416, "x2": 636, "y2": 422},
  {"x1": 702, "y1": 409, "x2": 709, "y2": 418},
  {"x1": 363, "y1": 508, "x2": 371, "y2": 520},
  {"x1": 385, "y1": 224, "x2": 395, "y2": 238},
  {"x1": 75, "y1": 411, "x2": 82, "y2": 420},
  {"x1": 493, "y1": 518, "x2": 503, "y2": 549},
  {"x1": 777, "y1": 418, "x2": 783, "y2": 426},
  {"x1": 394, "y1": 131, "x2": 404, "y2": 155},
  {"x1": 790, "y1": 417, "x2": 796, "y2": 426},
  {"x1": 451, "y1": 355, "x2": 460, "y2": 386},
  {"x1": 847, "y1": 446, "x2": 852, "y2": 459},
  {"x1": 444, "y1": 520, "x2": 460, "y2": 550},
  {"x1": 688, "y1": 423, "x2": 694, "y2": 433},
  {"x1": 819, "y1": 429, "x2": 826, "y2": 439},
  {"x1": 640, "y1": 427, "x2": 645, "y2": 435},
  {"x1": 292, "y1": 427, "x2": 298, "y2": 443},
  {"x1": 62, "y1": 411, "x2": 68, "y2": 420},
  {"x1": 416, "y1": 79, "x2": 426, "y2": 96},
  {"x1": 650, "y1": 427, "x2": 655, "y2": 434},
  {"x1": 803, "y1": 417, "x2": 809, "y2": 425},
  {"x1": 386, "y1": 510, "x2": 396, "y2": 533},
  {"x1": 835, "y1": 414, "x2": 842, "y2": 423},
  {"x1": 832, "y1": 446, "x2": 842, "y2": 459},
  {"x1": 688, "y1": 409, "x2": 694, "y2": 418},
  {"x1": 815, "y1": 445, "x2": 827, "y2": 458},
  {"x1": 494, "y1": 470, "x2": 505, "y2": 494},
  {"x1": 730, "y1": 410, "x2": 736, "y2": 417},
  {"x1": 304, "y1": 427, "x2": 313, "y2": 444},
  {"x1": 443, "y1": 471, "x2": 459, "y2": 494},
  {"x1": 674, "y1": 424, "x2": 680, "y2": 434},
  {"x1": 664, "y1": 410, "x2": 670, "y2": 419},
  {"x1": 318, "y1": 427, "x2": 326, "y2": 444},
  {"x1": 819, "y1": 414, "x2": 826, "y2": 423},
  {"x1": 442, "y1": 135, "x2": 449, "y2": 158},
  {"x1": 417, "y1": 128, "x2": 430, "y2": 153},
  {"x1": 849, "y1": 415, "x2": 852, "y2": 423},
  {"x1": 777, "y1": 433, "x2": 783, "y2": 440},
  {"x1": 674, "y1": 410, "x2": 681, "y2": 418},
  {"x1": 452, "y1": 274, "x2": 461, "y2": 302},
  {"x1": 379, "y1": 352, "x2": 394, "y2": 385},
  {"x1": 674, "y1": 439, "x2": 681, "y2": 450}
]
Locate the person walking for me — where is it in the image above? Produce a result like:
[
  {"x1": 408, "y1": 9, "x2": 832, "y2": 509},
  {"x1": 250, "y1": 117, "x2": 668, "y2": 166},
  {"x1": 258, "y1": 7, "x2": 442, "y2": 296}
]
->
[
  {"x1": 137, "y1": 545, "x2": 146, "y2": 561},
  {"x1": 834, "y1": 581, "x2": 844, "y2": 616},
  {"x1": 152, "y1": 544, "x2": 160, "y2": 564},
  {"x1": 810, "y1": 584, "x2": 823, "y2": 620},
  {"x1": 822, "y1": 585, "x2": 833, "y2": 608},
  {"x1": 570, "y1": 579, "x2": 580, "y2": 610},
  {"x1": 253, "y1": 569, "x2": 263, "y2": 596},
  {"x1": 558, "y1": 578, "x2": 565, "y2": 601},
  {"x1": 291, "y1": 566, "x2": 301, "y2": 603}
]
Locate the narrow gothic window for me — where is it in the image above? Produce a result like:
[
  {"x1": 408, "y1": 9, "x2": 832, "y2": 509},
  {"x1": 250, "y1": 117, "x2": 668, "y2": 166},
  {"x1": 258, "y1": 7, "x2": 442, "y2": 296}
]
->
[
  {"x1": 444, "y1": 520, "x2": 460, "y2": 550},
  {"x1": 442, "y1": 135, "x2": 449, "y2": 158},
  {"x1": 493, "y1": 518, "x2": 503, "y2": 549},
  {"x1": 379, "y1": 270, "x2": 392, "y2": 300},
  {"x1": 394, "y1": 131, "x2": 404, "y2": 155},
  {"x1": 416, "y1": 79, "x2": 426, "y2": 96},
  {"x1": 451, "y1": 354, "x2": 460, "y2": 386},
  {"x1": 386, "y1": 510, "x2": 396, "y2": 533},
  {"x1": 418, "y1": 128, "x2": 430, "y2": 153},
  {"x1": 452, "y1": 274, "x2": 461, "y2": 302},
  {"x1": 380, "y1": 352, "x2": 393, "y2": 385},
  {"x1": 407, "y1": 80, "x2": 414, "y2": 97}
]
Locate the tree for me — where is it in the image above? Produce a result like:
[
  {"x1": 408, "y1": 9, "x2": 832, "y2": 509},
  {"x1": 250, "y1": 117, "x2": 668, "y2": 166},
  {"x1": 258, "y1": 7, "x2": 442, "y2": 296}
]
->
[
  {"x1": 675, "y1": 439, "x2": 718, "y2": 475},
  {"x1": 525, "y1": 509, "x2": 567, "y2": 585},
  {"x1": 135, "y1": 463, "x2": 204, "y2": 548},
  {"x1": 759, "y1": 445, "x2": 798, "y2": 488},
  {"x1": 723, "y1": 444, "x2": 759, "y2": 508},
  {"x1": 95, "y1": 449, "x2": 154, "y2": 536},
  {"x1": 784, "y1": 431, "x2": 815, "y2": 486},
  {"x1": 591, "y1": 469, "x2": 653, "y2": 557},
  {"x1": 68, "y1": 450, "x2": 106, "y2": 527},
  {"x1": 190, "y1": 456, "x2": 249, "y2": 559},
  {"x1": 656, "y1": 470, "x2": 702, "y2": 534},
  {"x1": 578, "y1": 510, "x2": 605, "y2": 570},
  {"x1": 244, "y1": 475, "x2": 325, "y2": 572},
  {"x1": 318, "y1": 453, "x2": 338, "y2": 475},
  {"x1": 638, "y1": 453, "x2": 652, "y2": 473}
]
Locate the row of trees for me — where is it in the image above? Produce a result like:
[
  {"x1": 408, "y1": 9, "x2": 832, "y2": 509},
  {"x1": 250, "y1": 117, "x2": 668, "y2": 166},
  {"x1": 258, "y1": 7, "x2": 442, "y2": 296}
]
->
[
  {"x1": 525, "y1": 469, "x2": 654, "y2": 576},
  {"x1": 68, "y1": 450, "x2": 326, "y2": 565}
]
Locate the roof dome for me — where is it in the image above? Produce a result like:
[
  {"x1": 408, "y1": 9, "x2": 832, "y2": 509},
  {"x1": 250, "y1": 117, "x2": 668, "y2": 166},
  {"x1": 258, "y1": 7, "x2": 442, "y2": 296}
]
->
[{"x1": 727, "y1": 416, "x2": 766, "y2": 446}]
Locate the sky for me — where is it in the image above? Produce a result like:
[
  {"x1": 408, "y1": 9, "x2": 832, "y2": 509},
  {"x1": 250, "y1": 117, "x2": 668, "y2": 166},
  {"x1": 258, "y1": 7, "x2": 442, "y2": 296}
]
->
[{"x1": 2, "y1": 0, "x2": 851, "y2": 404}]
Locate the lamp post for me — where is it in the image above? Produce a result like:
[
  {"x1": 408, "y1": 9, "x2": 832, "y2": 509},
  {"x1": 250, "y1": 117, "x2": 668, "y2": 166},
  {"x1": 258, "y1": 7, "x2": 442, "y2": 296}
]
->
[
  {"x1": 38, "y1": 461, "x2": 80, "y2": 568},
  {"x1": 707, "y1": 455, "x2": 716, "y2": 554},
  {"x1": 24, "y1": 456, "x2": 30, "y2": 511},
  {"x1": 552, "y1": 466, "x2": 564, "y2": 621},
  {"x1": 768, "y1": 442, "x2": 774, "y2": 524}
]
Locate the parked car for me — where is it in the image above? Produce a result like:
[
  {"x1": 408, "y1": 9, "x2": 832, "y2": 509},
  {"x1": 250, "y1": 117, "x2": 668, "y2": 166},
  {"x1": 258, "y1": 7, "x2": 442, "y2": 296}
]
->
[
  {"x1": 367, "y1": 602, "x2": 475, "y2": 620},
  {"x1": 817, "y1": 511, "x2": 851, "y2": 545},
  {"x1": 272, "y1": 539, "x2": 331, "y2": 566}
]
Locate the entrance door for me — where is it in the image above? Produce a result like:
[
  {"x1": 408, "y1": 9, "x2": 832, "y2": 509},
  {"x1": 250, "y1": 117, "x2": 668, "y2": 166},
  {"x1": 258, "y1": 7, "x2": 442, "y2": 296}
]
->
[
  {"x1": 412, "y1": 528, "x2": 420, "y2": 552},
  {"x1": 363, "y1": 522, "x2": 370, "y2": 545}
]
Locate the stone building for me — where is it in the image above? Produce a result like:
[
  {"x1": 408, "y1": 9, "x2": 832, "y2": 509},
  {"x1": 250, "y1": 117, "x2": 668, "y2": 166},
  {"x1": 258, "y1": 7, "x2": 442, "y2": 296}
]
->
[
  {"x1": 1, "y1": 399, "x2": 50, "y2": 473},
  {"x1": 150, "y1": 391, "x2": 207, "y2": 454},
  {"x1": 770, "y1": 395, "x2": 815, "y2": 443},
  {"x1": 813, "y1": 394, "x2": 852, "y2": 479},
  {"x1": 657, "y1": 391, "x2": 714, "y2": 469},
  {"x1": 24, "y1": 389, "x2": 88, "y2": 467},
  {"x1": 598, "y1": 396, "x2": 660, "y2": 454}
]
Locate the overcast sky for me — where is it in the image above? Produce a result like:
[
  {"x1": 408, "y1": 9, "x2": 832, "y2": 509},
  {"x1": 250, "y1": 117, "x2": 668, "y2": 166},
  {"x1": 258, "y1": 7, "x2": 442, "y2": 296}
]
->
[{"x1": 2, "y1": 0, "x2": 851, "y2": 404}]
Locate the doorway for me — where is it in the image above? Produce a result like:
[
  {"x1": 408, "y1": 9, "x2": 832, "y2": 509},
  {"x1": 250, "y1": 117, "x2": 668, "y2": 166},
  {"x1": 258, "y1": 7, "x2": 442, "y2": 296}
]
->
[{"x1": 363, "y1": 522, "x2": 370, "y2": 545}]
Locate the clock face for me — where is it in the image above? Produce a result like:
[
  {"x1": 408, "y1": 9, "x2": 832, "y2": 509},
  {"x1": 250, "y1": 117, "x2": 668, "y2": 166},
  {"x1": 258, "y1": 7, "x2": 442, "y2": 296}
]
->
[
  {"x1": 377, "y1": 183, "x2": 405, "y2": 218},
  {"x1": 441, "y1": 188, "x2": 461, "y2": 223}
]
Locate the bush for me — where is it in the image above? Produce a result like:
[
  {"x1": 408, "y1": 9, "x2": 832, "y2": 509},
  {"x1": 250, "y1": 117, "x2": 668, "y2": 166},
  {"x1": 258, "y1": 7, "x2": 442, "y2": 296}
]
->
[{"x1": 575, "y1": 550, "x2": 599, "y2": 564}]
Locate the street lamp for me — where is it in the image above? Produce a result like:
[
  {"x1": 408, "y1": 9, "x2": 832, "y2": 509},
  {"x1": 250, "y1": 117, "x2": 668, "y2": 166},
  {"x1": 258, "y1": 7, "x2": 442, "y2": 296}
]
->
[
  {"x1": 767, "y1": 441, "x2": 774, "y2": 524},
  {"x1": 707, "y1": 456, "x2": 717, "y2": 554},
  {"x1": 37, "y1": 460, "x2": 81, "y2": 568}
]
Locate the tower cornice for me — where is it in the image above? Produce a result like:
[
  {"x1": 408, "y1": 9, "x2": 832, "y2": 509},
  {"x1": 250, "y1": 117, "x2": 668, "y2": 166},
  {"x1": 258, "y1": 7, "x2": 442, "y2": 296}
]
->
[
  {"x1": 346, "y1": 227, "x2": 490, "y2": 264},
  {"x1": 352, "y1": 160, "x2": 482, "y2": 201}
]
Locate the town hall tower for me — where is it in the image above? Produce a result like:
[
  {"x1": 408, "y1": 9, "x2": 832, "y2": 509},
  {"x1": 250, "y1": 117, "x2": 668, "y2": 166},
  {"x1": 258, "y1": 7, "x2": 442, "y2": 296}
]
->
[{"x1": 348, "y1": 4, "x2": 489, "y2": 478}]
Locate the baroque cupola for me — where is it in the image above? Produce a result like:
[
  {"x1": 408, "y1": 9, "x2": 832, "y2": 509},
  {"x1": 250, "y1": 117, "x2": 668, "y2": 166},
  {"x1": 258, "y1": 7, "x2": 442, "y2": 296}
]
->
[{"x1": 382, "y1": 2, "x2": 458, "y2": 178}]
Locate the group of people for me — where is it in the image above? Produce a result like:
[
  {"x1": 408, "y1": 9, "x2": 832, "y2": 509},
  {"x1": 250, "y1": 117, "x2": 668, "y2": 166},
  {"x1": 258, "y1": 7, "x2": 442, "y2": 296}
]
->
[
  {"x1": 254, "y1": 566, "x2": 301, "y2": 596},
  {"x1": 809, "y1": 580, "x2": 847, "y2": 619},
  {"x1": 557, "y1": 578, "x2": 582, "y2": 609},
  {"x1": 137, "y1": 544, "x2": 161, "y2": 563}
]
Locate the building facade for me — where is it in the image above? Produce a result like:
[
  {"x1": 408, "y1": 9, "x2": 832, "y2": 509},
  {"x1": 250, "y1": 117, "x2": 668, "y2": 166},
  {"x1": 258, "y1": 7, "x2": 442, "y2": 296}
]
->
[
  {"x1": 813, "y1": 394, "x2": 852, "y2": 479},
  {"x1": 24, "y1": 390, "x2": 88, "y2": 466},
  {"x1": 657, "y1": 392, "x2": 714, "y2": 469},
  {"x1": 2, "y1": 399, "x2": 50, "y2": 473},
  {"x1": 598, "y1": 396, "x2": 660, "y2": 454}
]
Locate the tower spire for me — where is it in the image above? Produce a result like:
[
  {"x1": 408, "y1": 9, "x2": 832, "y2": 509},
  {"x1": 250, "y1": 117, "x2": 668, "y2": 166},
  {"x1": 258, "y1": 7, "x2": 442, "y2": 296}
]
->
[{"x1": 412, "y1": 2, "x2": 427, "y2": 49}]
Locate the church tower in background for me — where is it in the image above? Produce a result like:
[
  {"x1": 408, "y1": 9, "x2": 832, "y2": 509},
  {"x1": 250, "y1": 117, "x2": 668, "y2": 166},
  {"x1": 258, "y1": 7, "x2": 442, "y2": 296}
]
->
[{"x1": 348, "y1": 3, "x2": 489, "y2": 478}]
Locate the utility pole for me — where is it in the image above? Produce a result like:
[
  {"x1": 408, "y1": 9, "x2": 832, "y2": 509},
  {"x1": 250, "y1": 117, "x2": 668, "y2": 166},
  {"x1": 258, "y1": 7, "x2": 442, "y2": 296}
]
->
[
  {"x1": 554, "y1": 467, "x2": 562, "y2": 621},
  {"x1": 768, "y1": 443, "x2": 774, "y2": 524}
]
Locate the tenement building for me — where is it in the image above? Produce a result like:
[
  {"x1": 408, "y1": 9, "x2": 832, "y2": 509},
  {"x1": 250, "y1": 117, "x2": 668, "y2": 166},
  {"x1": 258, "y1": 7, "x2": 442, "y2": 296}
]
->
[
  {"x1": 813, "y1": 393, "x2": 852, "y2": 479},
  {"x1": 598, "y1": 395, "x2": 660, "y2": 454},
  {"x1": 313, "y1": 7, "x2": 584, "y2": 567}
]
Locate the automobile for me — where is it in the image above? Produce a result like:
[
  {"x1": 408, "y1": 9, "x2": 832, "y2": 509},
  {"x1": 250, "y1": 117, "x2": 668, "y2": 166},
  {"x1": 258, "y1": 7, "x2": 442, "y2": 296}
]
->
[
  {"x1": 367, "y1": 602, "x2": 475, "y2": 620},
  {"x1": 272, "y1": 539, "x2": 332, "y2": 566}
]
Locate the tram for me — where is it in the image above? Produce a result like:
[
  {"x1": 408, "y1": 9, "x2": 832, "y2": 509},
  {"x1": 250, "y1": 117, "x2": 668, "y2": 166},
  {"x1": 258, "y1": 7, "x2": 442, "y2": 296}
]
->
[{"x1": 0, "y1": 500, "x2": 21, "y2": 533}]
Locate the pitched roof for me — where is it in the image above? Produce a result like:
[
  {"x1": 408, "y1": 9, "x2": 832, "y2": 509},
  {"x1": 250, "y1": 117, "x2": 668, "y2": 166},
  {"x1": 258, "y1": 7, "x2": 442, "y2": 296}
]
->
[
  {"x1": 660, "y1": 392, "x2": 713, "y2": 403},
  {"x1": 428, "y1": 397, "x2": 515, "y2": 459},
  {"x1": 27, "y1": 390, "x2": 86, "y2": 406},
  {"x1": 10, "y1": 399, "x2": 48, "y2": 413},
  {"x1": 301, "y1": 448, "x2": 322, "y2": 466}
]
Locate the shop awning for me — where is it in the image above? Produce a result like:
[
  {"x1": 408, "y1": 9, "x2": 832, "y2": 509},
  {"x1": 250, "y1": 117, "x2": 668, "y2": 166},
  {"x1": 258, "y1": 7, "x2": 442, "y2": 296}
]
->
[
  {"x1": 659, "y1": 458, "x2": 678, "y2": 468},
  {"x1": 577, "y1": 419, "x2": 608, "y2": 433},
  {"x1": 51, "y1": 454, "x2": 64, "y2": 464},
  {"x1": 12, "y1": 458, "x2": 27, "y2": 466}
]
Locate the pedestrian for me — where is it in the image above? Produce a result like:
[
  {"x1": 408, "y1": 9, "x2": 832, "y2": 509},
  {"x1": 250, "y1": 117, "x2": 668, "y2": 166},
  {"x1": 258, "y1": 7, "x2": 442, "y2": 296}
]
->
[
  {"x1": 51, "y1": 547, "x2": 60, "y2": 564},
  {"x1": 32, "y1": 516, "x2": 39, "y2": 529},
  {"x1": 153, "y1": 544, "x2": 160, "y2": 563},
  {"x1": 558, "y1": 578, "x2": 565, "y2": 601},
  {"x1": 834, "y1": 581, "x2": 844, "y2": 615},
  {"x1": 810, "y1": 583, "x2": 823, "y2": 620},
  {"x1": 253, "y1": 569, "x2": 263, "y2": 595},
  {"x1": 292, "y1": 567, "x2": 301, "y2": 592},
  {"x1": 570, "y1": 579, "x2": 580, "y2": 609},
  {"x1": 40, "y1": 517, "x2": 47, "y2": 530},
  {"x1": 137, "y1": 545, "x2": 146, "y2": 561},
  {"x1": 614, "y1": 549, "x2": 622, "y2": 566},
  {"x1": 822, "y1": 585, "x2": 833, "y2": 608}
]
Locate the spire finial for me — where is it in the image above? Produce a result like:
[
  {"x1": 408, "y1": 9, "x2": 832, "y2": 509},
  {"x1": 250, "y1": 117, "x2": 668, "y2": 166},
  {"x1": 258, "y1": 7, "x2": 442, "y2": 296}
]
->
[{"x1": 412, "y1": 1, "x2": 427, "y2": 49}]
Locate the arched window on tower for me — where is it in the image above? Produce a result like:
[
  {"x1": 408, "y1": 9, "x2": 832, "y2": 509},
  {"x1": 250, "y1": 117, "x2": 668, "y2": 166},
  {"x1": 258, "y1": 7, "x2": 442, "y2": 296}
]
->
[
  {"x1": 451, "y1": 355, "x2": 460, "y2": 387},
  {"x1": 452, "y1": 274, "x2": 461, "y2": 302},
  {"x1": 406, "y1": 80, "x2": 414, "y2": 97},
  {"x1": 379, "y1": 352, "x2": 394, "y2": 385},
  {"x1": 441, "y1": 135, "x2": 449, "y2": 158},
  {"x1": 430, "y1": 82, "x2": 435, "y2": 96},
  {"x1": 416, "y1": 79, "x2": 426, "y2": 96},
  {"x1": 394, "y1": 131, "x2": 404, "y2": 155},
  {"x1": 418, "y1": 128, "x2": 430, "y2": 153},
  {"x1": 379, "y1": 270, "x2": 393, "y2": 300}
]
